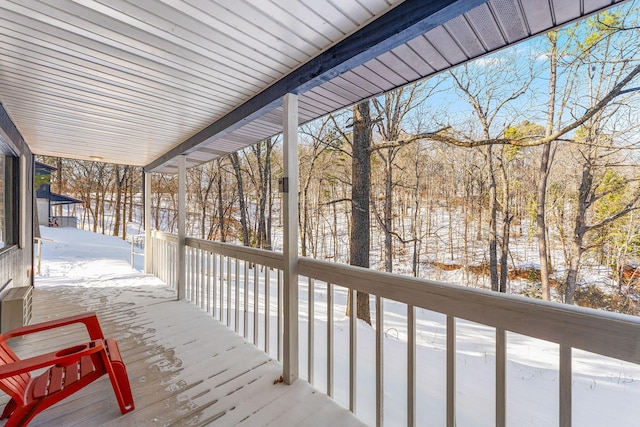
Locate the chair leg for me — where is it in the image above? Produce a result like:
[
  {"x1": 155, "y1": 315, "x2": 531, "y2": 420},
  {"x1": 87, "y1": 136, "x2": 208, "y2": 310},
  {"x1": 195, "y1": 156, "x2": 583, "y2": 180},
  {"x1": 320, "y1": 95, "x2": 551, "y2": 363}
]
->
[
  {"x1": 1, "y1": 398, "x2": 17, "y2": 419},
  {"x1": 4, "y1": 403, "x2": 40, "y2": 427},
  {"x1": 109, "y1": 361, "x2": 135, "y2": 413},
  {"x1": 103, "y1": 339, "x2": 135, "y2": 414}
]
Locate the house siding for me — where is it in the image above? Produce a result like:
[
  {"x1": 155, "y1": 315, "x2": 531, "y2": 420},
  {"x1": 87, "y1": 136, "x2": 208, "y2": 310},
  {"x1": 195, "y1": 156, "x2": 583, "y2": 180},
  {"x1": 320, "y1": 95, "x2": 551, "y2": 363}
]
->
[{"x1": 0, "y1": 103, "x2": 34, "y2": 293}]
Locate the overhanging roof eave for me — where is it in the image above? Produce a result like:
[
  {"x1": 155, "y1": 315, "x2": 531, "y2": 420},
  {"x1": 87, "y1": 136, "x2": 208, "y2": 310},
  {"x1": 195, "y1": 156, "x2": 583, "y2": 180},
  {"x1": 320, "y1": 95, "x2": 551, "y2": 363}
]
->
[{"x1": 143, "y1": 0, "x2": 488, "y2": 173}]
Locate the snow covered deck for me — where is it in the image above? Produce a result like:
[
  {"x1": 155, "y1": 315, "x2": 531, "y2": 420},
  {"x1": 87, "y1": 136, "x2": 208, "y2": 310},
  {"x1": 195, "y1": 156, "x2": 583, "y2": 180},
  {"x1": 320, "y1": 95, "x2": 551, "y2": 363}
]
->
[{"x1": 0, "y1": 283, "x2": 363, "y2": 427}]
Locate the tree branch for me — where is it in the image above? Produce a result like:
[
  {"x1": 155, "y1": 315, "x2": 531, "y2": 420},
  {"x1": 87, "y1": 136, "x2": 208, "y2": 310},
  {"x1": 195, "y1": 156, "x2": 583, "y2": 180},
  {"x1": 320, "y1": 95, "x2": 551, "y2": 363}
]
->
[
  {"x1": 408, "y1": 63, "x2": 640, "y2": 148},
  {"x1": 586, "y1": 199, "x2": 640, "y2": 233},
  {"x1": 322, "y1": 198, "x2": 351, "y2": 206}
]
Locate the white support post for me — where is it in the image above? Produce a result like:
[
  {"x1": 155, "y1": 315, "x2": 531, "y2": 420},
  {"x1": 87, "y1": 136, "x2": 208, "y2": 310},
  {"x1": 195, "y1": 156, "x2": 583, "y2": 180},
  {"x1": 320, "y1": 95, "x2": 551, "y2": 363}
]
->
[
  {"x1": 144, "y1": 172, "x2": 153, "y2": 274},
  {"x1": 283, "y1": 92, "x2": 299, "y2": 384},
  {"x1": 177, "y1": 155, "x2": 187, "y2": 301}
]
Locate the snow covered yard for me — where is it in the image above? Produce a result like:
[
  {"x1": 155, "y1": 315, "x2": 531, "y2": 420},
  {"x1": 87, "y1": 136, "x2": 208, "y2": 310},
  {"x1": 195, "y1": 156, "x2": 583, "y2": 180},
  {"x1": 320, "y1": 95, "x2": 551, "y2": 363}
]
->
[
  {"x1": 296, "y1": 287, "x2": 640, "y2": 426},
  {"x1": 13, "y1": 226, "x2": 640, "y2": 426}
]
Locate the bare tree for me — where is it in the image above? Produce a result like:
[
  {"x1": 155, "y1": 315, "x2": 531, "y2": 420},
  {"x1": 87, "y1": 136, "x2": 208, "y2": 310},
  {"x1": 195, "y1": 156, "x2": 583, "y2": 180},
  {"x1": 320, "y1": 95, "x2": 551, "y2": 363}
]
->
[
  {"x1": 350, "y1": 101, "x2": 372, "y2": 324},
  {"x1": 445, "y1": 61, "x2": 533, "y2": 291},
  {"x1": 112, "y1": 164, "x2": 129, "y2": 238},
  {"x1": 245, "y1": 139, "x2": 275, "y2": 249},
  {"x1": 230, "y1": 152, "x2": 249, "y2": 246},
  {"x1": 370, "y1": 82, "x2": 439, "y2": 272},
  {"x1": 189, "y1": 162, "x2": 218, "y2": 239}
]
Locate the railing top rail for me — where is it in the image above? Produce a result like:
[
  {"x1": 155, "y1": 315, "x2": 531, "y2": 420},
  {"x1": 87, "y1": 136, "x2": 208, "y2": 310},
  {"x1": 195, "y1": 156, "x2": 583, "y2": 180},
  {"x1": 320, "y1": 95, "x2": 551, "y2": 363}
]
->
[
  {"x1": 151, "y1": 232, "x2": 284, "y2": 270},
  {"x1": 151, "y1": 230, "x2": 178, "y2": 243},
  {"x1": 34, "y1": 237, "x2": 54, "y2": 243},
  {"x1": 184, "y1": 236, "x2": 284, "y2": 270},
  {"x1": 298, "y1": 257, "x2": 640, "y2": 365}
]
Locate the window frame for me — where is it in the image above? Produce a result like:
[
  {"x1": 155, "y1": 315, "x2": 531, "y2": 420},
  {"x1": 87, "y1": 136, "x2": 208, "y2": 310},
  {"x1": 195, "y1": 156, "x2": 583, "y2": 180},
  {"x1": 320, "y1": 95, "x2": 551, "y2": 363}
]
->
[{"x1": 0, "y1": 153, "x2": 19, "y2": 252}]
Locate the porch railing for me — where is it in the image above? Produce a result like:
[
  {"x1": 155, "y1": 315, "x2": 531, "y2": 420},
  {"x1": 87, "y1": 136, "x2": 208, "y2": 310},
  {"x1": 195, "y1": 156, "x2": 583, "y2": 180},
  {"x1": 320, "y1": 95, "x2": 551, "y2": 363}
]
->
[
  {"x1": 149, "y1": 231, "x2": 640, "y2": 427},
  {"x1": 185, "y1": 236, "x2": 284, "y2": 360},
  {"x1": 150, "y1": 231, "x2": 177, "y2": 291}
]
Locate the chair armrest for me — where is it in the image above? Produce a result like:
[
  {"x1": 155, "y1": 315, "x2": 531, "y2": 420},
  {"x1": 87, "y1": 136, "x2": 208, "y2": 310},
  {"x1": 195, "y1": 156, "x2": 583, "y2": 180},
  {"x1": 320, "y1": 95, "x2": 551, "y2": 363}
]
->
[
  {"x1": 0, "y1": 339, "x2": 105, "y2": 378},
  {"x1": 1, "y1": 312, "x2": 105, "y2": 341}
]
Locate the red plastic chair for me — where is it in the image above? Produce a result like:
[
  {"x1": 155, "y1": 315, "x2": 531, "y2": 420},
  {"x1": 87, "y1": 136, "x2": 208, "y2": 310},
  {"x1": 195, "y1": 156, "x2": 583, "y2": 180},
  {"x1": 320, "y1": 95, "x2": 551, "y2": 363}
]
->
[{"x1": 0, "y1": 312, "x2": 134, "y2": 426}]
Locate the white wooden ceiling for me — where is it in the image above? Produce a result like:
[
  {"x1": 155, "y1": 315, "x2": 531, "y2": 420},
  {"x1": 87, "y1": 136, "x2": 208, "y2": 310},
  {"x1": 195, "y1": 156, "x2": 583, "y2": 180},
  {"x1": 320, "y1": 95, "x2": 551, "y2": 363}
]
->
[{"x1": 0, "y1": 0, "x2": 625, "y2": 172}]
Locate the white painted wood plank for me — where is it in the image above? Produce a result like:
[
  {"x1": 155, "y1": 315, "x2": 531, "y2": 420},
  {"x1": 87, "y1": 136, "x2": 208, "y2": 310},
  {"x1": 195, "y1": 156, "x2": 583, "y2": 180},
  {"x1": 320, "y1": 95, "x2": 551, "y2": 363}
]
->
[
  {"x1": 376, "y1": 51, "x2": 422, "y2": 83},
  {"x1": 254, "y1": 265, "x2": 259, "y2": 345},
  {"x1": 283, "y1": 92, "x2": 300, "y2": 382},
  {"x1": 424, "y1": 26, "x2": 469, "y2": 66},
  {"x1": 182, "y1": 0, "x2": 324, "y2": 54},
  {"x1": 177, "y1": 155, "x2": 186, "y2": 301},
  {"x1": 247, "y1": 0, "x2": 337, "y2": 47},
  {"x1": 93, "y1": 0, "x2": 294, "y2": 74},
  {"x1": 0, "y1": 50, "x2": 222, "y2": 117},
  {"x1": 560, "y1": 345, "x2": 572, "y2": 427},
  {"x1": 496, "y1": 327, "x2": 506, "y2": 427},
  {"x1": 350, "y1": 289, "x2": 357, "y2": 413},
  {"x1": 327, "y1": 282, "x2": 334, "y2": 398},
  {"x1": 0, "y1": 3, "x2": 263, "y2": 96},
  {"x1": 235, "y1": 258, "x2": 240, "y2": 333},
  {"x1": 444, "y1": 15, "x2": 487, "y2": 58},
  {"x1": 376, "y1": 295, "x2": 384, "y2": 427},
  {"x1": 361, "y1": 58, "x2": 408, "y2": 87},
  {"x1": 308, "y1": 277, "x2": 315, "y2": 384},
  {"x1": 447, "y1": 315, "x2": 456, "y2": 427},
  {"x1": 408, "y1": 304, "x2": 416, "y2": 427},
  {"x1": 244, "y1": 260, "x2": 249, "y2": 339},
  {"x1": 300, "y1": 0, "x2": 355, "y2": 34}
]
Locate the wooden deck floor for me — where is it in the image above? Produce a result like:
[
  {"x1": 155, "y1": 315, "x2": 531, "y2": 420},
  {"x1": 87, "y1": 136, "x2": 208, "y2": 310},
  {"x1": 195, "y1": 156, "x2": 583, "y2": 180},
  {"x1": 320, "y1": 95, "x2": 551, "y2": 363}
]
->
[{"x1": 0, "y1": 283, "x2": 365, "y2": 427}]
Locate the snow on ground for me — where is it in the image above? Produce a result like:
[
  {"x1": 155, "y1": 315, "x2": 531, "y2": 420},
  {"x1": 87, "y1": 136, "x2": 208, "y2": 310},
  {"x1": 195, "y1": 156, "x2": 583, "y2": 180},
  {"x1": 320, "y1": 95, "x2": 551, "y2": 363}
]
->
[
  {"x1": 35, "y1": 227, "x2": 640, "y2": 426},
  {"x1": 38, "y1": 226, "x2": 150, "y2": 286}
]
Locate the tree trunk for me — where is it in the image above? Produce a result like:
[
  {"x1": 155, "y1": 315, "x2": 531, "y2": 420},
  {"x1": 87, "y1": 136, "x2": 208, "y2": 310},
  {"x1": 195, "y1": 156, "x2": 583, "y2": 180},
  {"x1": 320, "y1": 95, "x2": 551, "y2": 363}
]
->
[
  {"x1": 498, "y1": 151, "x2": 510, "y2": 293},
  {"x1": 216, "y1": 160, "x2": 226, "y2": 242},
  {"x1": 537, "y1": 31, "x2": 558, "y2": 301},
  {"x1": 201, "y1": 205, "x2": 207, "y2": 239},
  {"x1": 256, "y1": 139, "x2": 272, "y2": 249},
  {"x1": 565, "y1": 162, "x2": 592, "y2": 304},
  {"x1": 486, "y1": 146, "x2": 499, "y2": 291},
  {"x1": 349, "y1": 101, "x2": 372, "y2": 324},
  {"x1": 301, "y1": 185, "x2": 309, "y2": 257},
  {"x1": 537, "y1": 142, "x2": 553, "y2": 299},
  {"x1": 113, "y1": 165, "x2": 127, "y2": 238},
  {"x1": 230, "y1": 153, "x2": 249, "y2": 246},
  {"x1": 127, "y1": 174, "x2": 134, "y2": 224},
  {"x1": 411, "y1": 148, "x2": 421, "y2": 277},
  {"x1": 384, "y1": 156, "x2": 393, "y2": 273},
  {"x1": 267, "y1": 164, "x2": 273, "y2": 249},
  {"x1": 565, "y1": 237, "x2": 583, "y2": 305}
]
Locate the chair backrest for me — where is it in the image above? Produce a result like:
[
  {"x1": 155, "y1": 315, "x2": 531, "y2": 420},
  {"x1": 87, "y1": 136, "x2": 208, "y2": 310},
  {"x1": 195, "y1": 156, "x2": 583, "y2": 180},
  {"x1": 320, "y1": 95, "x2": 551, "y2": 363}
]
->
[{"x1": 0, "y1": 339, "x2": 30, "y2": 404}]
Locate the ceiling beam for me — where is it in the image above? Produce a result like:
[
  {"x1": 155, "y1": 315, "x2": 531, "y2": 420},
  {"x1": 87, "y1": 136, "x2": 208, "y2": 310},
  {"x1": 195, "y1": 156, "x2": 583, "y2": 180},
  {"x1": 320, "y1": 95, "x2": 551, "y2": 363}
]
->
[{"x1": 144, "y1": 0, "x2": 488, "y2": 172}]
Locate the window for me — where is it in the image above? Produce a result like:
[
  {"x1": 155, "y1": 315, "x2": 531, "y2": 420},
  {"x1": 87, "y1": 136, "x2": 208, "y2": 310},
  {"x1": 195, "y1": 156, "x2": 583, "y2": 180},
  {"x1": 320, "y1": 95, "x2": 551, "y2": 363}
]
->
[{"x1": 0, "y1": 154, "x2": 17, "y2": 250}]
